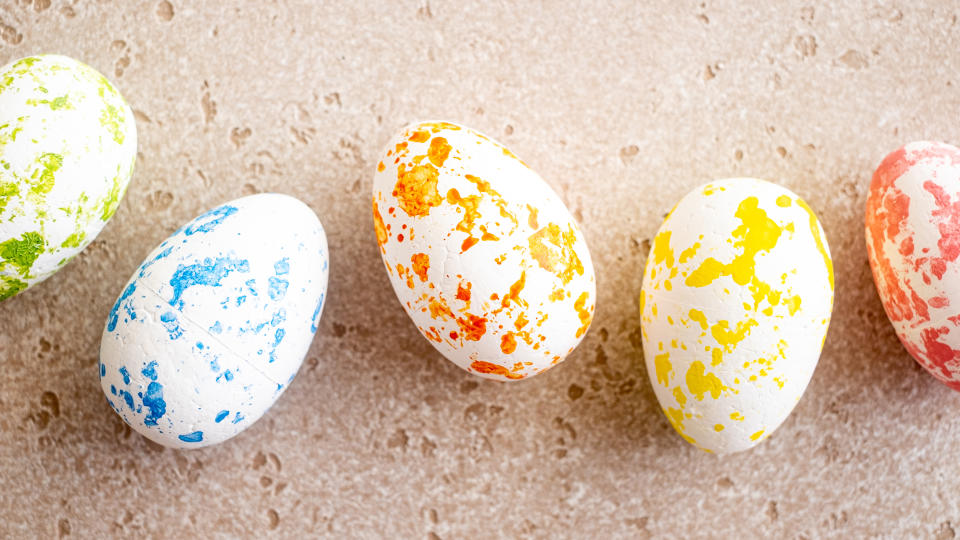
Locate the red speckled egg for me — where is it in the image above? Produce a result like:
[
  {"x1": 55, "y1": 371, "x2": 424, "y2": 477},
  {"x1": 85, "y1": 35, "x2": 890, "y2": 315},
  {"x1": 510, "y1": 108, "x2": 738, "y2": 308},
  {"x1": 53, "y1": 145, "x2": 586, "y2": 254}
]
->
[{"x1": 866, "y1": 141, "x2": 960, "y2": 389}]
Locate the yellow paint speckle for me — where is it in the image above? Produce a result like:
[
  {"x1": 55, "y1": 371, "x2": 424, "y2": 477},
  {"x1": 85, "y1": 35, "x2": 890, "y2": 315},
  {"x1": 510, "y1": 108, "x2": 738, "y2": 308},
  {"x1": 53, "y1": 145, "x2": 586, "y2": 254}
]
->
[
  {"x1": 730, "y1": 412, "x2": 744, "y2": 421},
  {"x1": 686, "y1": 361, "x2": 726, "y2": 400},
  {"x1": 714, "y1": 424, "x2": 724, "y2": 432},
  {"x1": 654, "y1": 352, "x2": 672, "y2": 386},
  {"x1": 652, "y1": 230, "x2": 675, "y2": 268},
  {"x1": 776, "y1": 195, "x2": 791, "y2": 207},
  {"x1": 786, "y1": 295, "x2": 801, "y2": 315},
  {"x1": 678, "y1": 242, "x2": 700, "y2": 263},
  {"x1": 750, "y1": 430, "x2": 765, "y2": 441},
  {"x1": 710, "y1": 319, "x2": 757, "y2": 352},
  {"x1": 796, "y1": 198, "x2": 834, "y2": 291},
  {"x1": 689, "y1": 308, "x2": 708, "y2": 330}
]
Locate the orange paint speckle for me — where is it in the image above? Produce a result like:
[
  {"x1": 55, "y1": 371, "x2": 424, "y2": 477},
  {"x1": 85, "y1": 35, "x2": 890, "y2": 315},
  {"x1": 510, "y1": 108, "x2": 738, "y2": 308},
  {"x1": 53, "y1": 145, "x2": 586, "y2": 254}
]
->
[
  {"x1": 394, "y1": 162, "x2": 443, "y2": 217},
  {"x1": 574, "y1": 292, "x2": 592, "y2": 338},
  {"x1": 515, "y1": 312, "x2": 529, "y2": 330},
  {"x1": 420, "y1": 121, "x2": 462, "y2": 133},
  {"x1": 373, "y1": 201, "x2": 388, "y2": 251},
  {"x1": 480, "y1": 226, "x2": 499, "y2": 241},
  {"x1": 411, "y1": 253, "x2": 429, "y2": 282},
  {"x1": 397, "y1": 233, "x2": 404, "y2": 242},
  {"x1": 527, "y1": 204, "x2": 539, "y2": 229},
  {"x1": 424, "y1": 326, "x2": 443, "y2": 343},
  {"x1": 470, "y1": 360, "x2": 524, "y2": 380},
  {"x1": 465, "y1": 174, "x2": 518, "y2": 228},
  {"x1": 529, "y1": 223, "x2": 584, "y2": 284},
  {"x1": 501, "y1": 333, "x2": 518, "y2": 354},
  {"x1": 409, "y1": 130, "x2": 430, "y2": 143},
  {"x1": 427, "y1": 137, "x2": 452, "y2": 167},
  {"x1": 457, "y1": 313, "x2": 487, "y2": 341},
  {"x1": 495, "y1": 254, "x2": 507, "y2": 264},
  {"x1": 446, "y1": 188, "x2": 485, "y2": 252},
  {"x1": 457, "y1": 281, "x2": 472, "y2": 302},
  {"x1": 428, "y1": 297, "x2": 454, "y2": 320},
  {"x1": 377, "y1": 161, "x2": 385, "y2": 172},
  {"x1": 449, "y1": 331, "x2": 459, "y2": 340},
  {"x1": 549, "y1": 288, "x2": 565, "y2": 302},
  {"x1": 461, "y1": 236, "x2": 479, "y2": 252},
  {"x1": 502, "y1": 271, "x2": 527, "y2": 308}
]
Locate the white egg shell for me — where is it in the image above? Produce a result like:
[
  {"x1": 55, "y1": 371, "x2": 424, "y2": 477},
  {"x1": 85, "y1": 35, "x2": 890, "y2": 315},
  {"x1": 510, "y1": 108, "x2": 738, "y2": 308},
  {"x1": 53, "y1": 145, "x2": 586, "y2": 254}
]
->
[
  {"x1": 99, "y1": 194, "x2": 328, "y2": 448},
  {"x1": 866, "y1": 142, "x2": 960, "y2": 390},
  {"x1": 640, "y1": 178, "x2": 833, "y2": 453},
  {"x1": 372, "y1": 121, "x2": 596, "y2": 381},
  {"x1": 0, "y1": 54, "x2": 137, "y2": 301}
]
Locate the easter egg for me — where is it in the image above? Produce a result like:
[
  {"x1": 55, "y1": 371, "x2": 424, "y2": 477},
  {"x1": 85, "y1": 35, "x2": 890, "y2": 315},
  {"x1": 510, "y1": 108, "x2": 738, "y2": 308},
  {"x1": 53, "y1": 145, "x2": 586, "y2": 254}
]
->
[
  {"x1": 372, "y1": 121, "x2": 596, "y2": 381},
  {"x1": 865, "y1": 141, "x2": 960, "y2": 390},
  {"x1": 640, "y1": 178, "x2": 833, "y2": 453},
  {"x1": 99, "y1": 194, "x2": 328, "y2": 448},
  {"x1": 0, "y1": 54, "x2": 137, "y2": 301}
]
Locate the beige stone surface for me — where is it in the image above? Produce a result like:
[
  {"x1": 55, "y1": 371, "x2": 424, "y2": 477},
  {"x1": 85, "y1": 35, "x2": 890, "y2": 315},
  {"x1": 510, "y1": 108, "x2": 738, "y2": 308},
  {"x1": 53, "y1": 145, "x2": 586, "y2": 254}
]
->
[{"x1": 1, "y1": 0, "x2": 960, "y2": 538}]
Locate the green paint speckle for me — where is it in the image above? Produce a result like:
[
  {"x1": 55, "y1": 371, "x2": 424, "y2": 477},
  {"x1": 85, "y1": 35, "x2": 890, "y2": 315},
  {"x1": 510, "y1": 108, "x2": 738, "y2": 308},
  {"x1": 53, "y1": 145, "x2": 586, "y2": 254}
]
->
[
  {"x1": 31, "y1": 153, "x2": 63, "y2": 195},
  {"x1": 100, "y1": 104, "x2": 126, "y2": 145},
  {"x1": 0, "y1": 276, "x2": 28, "y2": 301},
  {"x1": 60, "y1": 231, "x2": 85, "y2": 248},
  {"x1": 25, "y1": 94, "x2": 71, "y2": 110},
  {"x1": 100, "y1": 173, "x2": 123, "y2": 221},
  {"x1": 0, "y1": 231, "x2": 45, "y2": 276},
  {"x1": 0, "y1": 182, "x2": 19, "y2": 213}
]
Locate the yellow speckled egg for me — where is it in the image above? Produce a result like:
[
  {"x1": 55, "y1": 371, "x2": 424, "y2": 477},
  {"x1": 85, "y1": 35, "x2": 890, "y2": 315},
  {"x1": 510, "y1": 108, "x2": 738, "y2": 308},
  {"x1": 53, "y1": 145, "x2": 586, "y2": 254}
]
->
[
  {"x1": 640, "y1": 178, "x2": 833, "y2": 453},
  {"x1": 372, "y1": 121, "x2": 596, "y2": 381}
]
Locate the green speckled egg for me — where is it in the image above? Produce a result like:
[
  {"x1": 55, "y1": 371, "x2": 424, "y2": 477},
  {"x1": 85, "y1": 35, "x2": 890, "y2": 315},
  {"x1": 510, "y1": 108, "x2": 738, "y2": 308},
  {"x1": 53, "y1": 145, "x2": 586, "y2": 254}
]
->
[{"x1": 0, "y1": 54, "x2": 137, "y2": 301}]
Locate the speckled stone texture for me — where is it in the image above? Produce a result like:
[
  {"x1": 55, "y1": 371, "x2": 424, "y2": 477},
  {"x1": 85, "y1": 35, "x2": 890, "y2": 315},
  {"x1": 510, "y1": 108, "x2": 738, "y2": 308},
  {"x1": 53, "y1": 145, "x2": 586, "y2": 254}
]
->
[{"x1": 1, "y1": 0, "x2": 959, "y2": 538}]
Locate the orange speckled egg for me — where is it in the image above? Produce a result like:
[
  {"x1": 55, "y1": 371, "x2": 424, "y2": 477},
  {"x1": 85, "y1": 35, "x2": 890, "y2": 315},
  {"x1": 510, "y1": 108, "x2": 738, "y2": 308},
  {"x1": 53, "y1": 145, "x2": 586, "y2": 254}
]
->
[
  {"x1": 372, "y1": 121, "x2": 596, "y2": 381},
  {"x1": 640, "y1": 178, "x2": 833, "y2": 453}
]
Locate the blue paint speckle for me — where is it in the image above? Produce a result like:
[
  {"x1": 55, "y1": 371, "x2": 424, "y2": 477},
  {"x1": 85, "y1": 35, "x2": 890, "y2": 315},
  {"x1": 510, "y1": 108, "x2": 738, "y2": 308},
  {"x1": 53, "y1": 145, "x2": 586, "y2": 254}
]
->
[
  {"x1": 267, "y1": 276, "x2": 288, "y2": 301},
  {"x1": 274, "y1": 258, "x2": 290, "y2": 275},
  {"x1": 178, "y1": 430, "x2": 204, "y2": 443},
  {"x1": 271, "y1": 308, "x2": 286, "y2": 327},
  {"x1": 196, "y1": 342, "x2": 204, "y2": 350},
  {"x1": 119, "y1": 366, "x2": 130, "y2": 384},
  {"x1": 310, "y1": 292, "x2": 325, "y2": 333},
  {"x1": 110, "y1": 384, "x2": 117, "y2": 396},
  {"x1": 141, "y1": 361, "x2": 158, "y2": 381},
  {"x1": 142, "y1": 381, "x2": 166, "y2": 426},
  {"x1": 210, "y1": 321, "x2": 223, "y2": 334},
  {"x1": 183, "y1": 205, "x2": 238, "y2": 236},
  {"x1": 119, "y1": 389, "x2": 135, "y2": 410},
  {"x1": 215, "y1": 410, "x2": 229, "y2": 423},
  {"x1": 268, "y1": 328, "x2": 286, "y2": 363},
  {"x1": 232, "y1": 412, "x2": 245, "y2": 424},
  {"x1": 138, "y1": 245, "x2": 174, "y2": 278},
  {"x1": 168, "y1": 256, "x2": 250, "y2": 309},
  {"x1": 210, "y1": 358, "x2": 220, "y2": 372},
  {"x1": 160, "y1": 311, "x2": 183, "y2": 340},
  {"x1": 217, "y1": 369, "x2": 234, "y2": 382},
  {"x1": 236, "y1": 295, "x2": 247, "y2": 306},
  {"x1": 99, "y1": 363, "x2": 106, "y2": 378},
  {"x1": 245, "y1": 279, "x2": 258, "y2": 296},
  {"x1": 107, "y1": 282, "x2": 137, "y2": 332}
]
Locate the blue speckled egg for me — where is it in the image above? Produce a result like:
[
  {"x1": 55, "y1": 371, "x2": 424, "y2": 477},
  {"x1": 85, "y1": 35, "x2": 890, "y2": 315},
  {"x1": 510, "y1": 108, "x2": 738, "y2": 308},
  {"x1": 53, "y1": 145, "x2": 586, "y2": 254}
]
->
[{"x1": 98, "y1": 193, "x2": 328, "y2": 448}]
